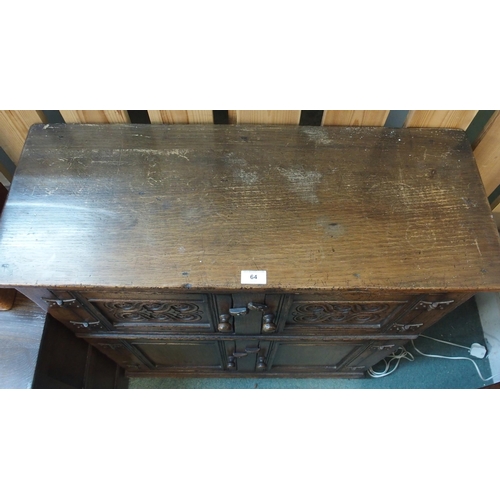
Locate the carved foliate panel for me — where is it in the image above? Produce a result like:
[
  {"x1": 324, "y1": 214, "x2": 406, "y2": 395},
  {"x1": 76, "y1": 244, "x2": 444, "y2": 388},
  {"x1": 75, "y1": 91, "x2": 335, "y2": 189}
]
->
[
  {"x1": 285, "y1": 301, "x2": 408, "y2": 331},
  {"x1": 89, "y1": 299, "x2": 213, "y2": 331}
]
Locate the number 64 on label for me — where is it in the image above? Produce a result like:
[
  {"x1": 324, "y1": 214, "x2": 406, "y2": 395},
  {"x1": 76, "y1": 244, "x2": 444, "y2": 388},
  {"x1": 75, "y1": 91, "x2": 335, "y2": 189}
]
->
[{"x1": 241, "y1": 270, "x2": 267, "y2": 284}]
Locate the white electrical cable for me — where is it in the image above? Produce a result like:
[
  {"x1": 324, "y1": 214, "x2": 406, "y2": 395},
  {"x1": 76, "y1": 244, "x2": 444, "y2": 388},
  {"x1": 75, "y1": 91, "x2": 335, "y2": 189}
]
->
[
  {"x1": 367, "y1": 346, "x2": 414, "y2": 378},
  {"x1": 367, "y1": 335, "x2": 498, "y2": 382},
  {"x1": 410, "y1": 340, "x2": 495, "y2": 382},
  {"x1": 418, "y1": 334, "x2": 470, "y2": 351}
]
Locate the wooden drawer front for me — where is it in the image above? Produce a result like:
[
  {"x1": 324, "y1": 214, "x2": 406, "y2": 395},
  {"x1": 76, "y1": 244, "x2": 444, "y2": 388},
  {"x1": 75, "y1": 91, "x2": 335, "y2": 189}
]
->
[
  {"x1": 284, "y1": 295, "x2": 413, "y2": 334},
  {"x1": 79, "y1": 291, "x2": 215, "y2": 332}
]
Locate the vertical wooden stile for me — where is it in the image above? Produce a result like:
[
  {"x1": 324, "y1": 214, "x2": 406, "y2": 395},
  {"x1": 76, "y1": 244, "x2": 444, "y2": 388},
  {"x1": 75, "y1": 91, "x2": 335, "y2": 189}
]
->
[
  {"x1": 228, "y1": 111, "x2": 301, "y2": 125},
  {"x1": 473, "y1": 111, "x2": 500, "y2": 196},
  {"x1": 148, "y1": 111, "x2": 213, "y2": 124},
  {"x1": 321, "y1": 110, "x2": 389, "y2": 126},
  {"x1": 0, "y1": 111, "x2": 46, "y2": 164},
  {"x1": 59, "y1": 110, "x2": 131, "y2": 123},
  {"x1": 403, "y1": 110, "x2": 478, "y2": 130}
]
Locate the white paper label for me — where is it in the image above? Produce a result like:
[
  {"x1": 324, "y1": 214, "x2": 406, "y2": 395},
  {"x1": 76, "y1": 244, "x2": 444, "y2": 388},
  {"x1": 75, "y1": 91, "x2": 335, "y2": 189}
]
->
[{"x1": 241, "y1": 270, "x2": 267, "y2": 284}]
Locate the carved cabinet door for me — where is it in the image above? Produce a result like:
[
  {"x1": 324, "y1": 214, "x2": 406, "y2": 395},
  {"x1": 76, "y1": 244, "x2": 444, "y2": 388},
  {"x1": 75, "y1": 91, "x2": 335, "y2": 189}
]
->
[
  {"x1": 77, "y1": 291, "x2": 217, "y2": 333},
  {"x1": 282, "y1": 293, "x2": 416, "y2": 336}
]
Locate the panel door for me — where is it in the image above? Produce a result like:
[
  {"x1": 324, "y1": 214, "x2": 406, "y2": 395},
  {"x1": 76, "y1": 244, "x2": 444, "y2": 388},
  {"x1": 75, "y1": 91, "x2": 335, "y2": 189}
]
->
[
  {"x1": 283, "y1": 293, "x2": 416, "y2": 336},
  {"x1": 266, "y1": 340, "x2": 369, "y2": 374},
  {"x1": 88, "y1": 338, "x2": 224, "y2": 374},
  {"x1": 77, "y1": 290, "x2": 217, "y2": 333}
]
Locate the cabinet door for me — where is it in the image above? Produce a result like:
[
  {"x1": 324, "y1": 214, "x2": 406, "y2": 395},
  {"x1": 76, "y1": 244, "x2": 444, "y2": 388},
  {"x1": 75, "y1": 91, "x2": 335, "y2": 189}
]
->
[
  {"x1": 266, "y1": 340, "x2": 368, "y2": 374},
  {"x1": 89, "y1": 338, "x2": 225, "y2": 375},
  {"x1": 76, "y1": 290, "x2": 217, "y2": 333},
  {"x1": 283, "y1": 293, "x2": 415, "y2": 336}
]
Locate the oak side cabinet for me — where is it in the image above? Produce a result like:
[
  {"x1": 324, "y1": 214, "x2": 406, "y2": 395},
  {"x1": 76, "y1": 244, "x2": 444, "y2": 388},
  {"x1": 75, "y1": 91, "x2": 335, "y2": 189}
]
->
[{"x1": 1, "y1": 124, "x2": 500, "y2": 378}]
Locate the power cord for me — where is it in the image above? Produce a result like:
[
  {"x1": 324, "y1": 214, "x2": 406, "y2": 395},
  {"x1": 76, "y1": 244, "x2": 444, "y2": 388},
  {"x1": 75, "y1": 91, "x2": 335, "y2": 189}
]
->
[
  {"x1": 367, "y1": 335, "x2": 496, "y2": 381},
  {"x1": 367, "y1": 346, "x2": 414, "y2": 378},
  {"x1": 419, "y1": 334, "x2": 487, "y2": 358},
  {"x1": 410, "y1": 339, "x2": 495, "y2": 382}
]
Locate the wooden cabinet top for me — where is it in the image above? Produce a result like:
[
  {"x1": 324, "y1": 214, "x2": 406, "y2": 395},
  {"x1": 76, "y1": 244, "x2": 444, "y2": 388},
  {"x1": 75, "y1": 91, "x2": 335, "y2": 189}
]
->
[{"x1": 1, "y1": 123, "x2": 500, "y2": 292}]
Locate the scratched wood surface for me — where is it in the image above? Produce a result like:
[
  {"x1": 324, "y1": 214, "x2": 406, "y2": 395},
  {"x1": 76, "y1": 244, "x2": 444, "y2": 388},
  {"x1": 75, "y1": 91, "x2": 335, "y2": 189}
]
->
[
  {"x1": 0, "y1": 110, "x2": 46, "y2": 164},
  {"x1": 228, "y1": 111, "x2": 301, "y2": 124},
  {"x1": 322, "y1": 111, "x2": 389, "y2": 126},
  {"x1": 0, "y1": 292, "x2": 46, "y2": 388},
  {"x1": 59, "y1": 110, "x2": 130, "y2": 123},
  {"x1": 404, "y1": 111, "x2": 478, "y2": 130},
  {"x1": 1, "y1": 124, "x2": 500, "y2": 292},
  {"x1": 148, "y1": 110, "x2": 213, "y2": 124},
  {"x1": 472, "y1": 111, "x2": 500, "y2": 196}
]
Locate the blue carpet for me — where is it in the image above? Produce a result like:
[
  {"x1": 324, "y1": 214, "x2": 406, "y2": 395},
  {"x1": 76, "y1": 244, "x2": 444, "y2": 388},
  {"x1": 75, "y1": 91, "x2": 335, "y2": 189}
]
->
[{"x1": 128, "y1": 298, "x2": 491, "y2": 389}]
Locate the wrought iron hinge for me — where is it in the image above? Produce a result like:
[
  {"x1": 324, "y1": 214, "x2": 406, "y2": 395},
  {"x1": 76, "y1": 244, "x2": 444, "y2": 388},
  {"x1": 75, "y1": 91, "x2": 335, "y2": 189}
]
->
[
  {"x1": 371, "y1": 344, "x2": 396, "y2": 351},
  {"x1": 43, "y1": 298, "x2": 77, "y2": 307},
  {"x1": 416, "y1": 300, "x2": 455, "y2": 311}
]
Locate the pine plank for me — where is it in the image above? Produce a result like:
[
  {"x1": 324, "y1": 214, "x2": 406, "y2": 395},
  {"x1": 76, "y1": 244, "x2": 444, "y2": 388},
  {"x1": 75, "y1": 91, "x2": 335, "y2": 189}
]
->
[
  {"x1": 60, "y1": 110, "x2": 130, "y2": 123},
  {"x1": 148, "y1": 110, "x2": 213, "y2": 124},
  {"x1": 0, "y1": 162, "x2": 11, "y2": 186},
  {"x1": 228, "y1": 110, "x2": 301, "y2": 125},
  {"x1": 404, "y1": 110, "x2": 478, "y2": 129},
  {"x1": 472, "y1": 111, "x2": 500, "y2": 149},
  {"x1": 322, "y1": 110, "x2": 389, "y2": 126},
  {"x1": 0, "y1": 110, "x2": 46, "y2": 164},
  {"x1": 0, "y1": 293, "x2": 46, "y2": 389},
  {"x1": 473, "y1": 111, "x2": 500, "y2": 196}
]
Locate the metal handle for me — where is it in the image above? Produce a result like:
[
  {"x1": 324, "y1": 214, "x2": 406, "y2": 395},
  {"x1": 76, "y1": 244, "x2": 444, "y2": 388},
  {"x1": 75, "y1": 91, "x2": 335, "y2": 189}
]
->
[
  {"x1": 244, "y1": 346, "x2": 260, "y2": 353},
  {"x1": 69, "y1": 320, "x2": 100, "y2": 328},
  {"x1": 232, "y1": 346, "x2": 261, "y2": 358},
  {"x1": 217, "y1": 314, "x2": 232, "y2": 332},
  {"x1": 256, "y1": 356, "x2": 267, "y2": 371},
  {"x1": 248, "y1": 302, "x2": 269, "y2": 312},
  {"x1": 229, "y1": 307, "x2": 249, "y2": 316},
  {"x1": 227, "y1": 356, "x2": 236, "y2": 370},
  {"x1": 262, "y1": 313, "x2": 277, "y2": 333}
]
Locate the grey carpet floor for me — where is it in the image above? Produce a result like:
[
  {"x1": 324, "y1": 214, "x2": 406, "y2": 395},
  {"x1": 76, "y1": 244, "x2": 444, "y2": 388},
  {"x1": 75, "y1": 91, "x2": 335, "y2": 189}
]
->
[{"x1": 128, "y1": 298, "x2": 491, "y2": 389}]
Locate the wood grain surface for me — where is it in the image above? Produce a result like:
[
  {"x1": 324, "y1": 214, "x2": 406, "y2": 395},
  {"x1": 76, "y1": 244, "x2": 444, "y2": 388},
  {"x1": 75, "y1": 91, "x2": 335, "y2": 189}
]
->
[
  {"x1": 472, "y1": 111, "x2": 500, "y2": 196},
  {"x1": 322, "y1": 111, "x2": 389, "y2": 126},
  {"x1": 1, "y1": 124, "x2": 500, "y2": 292},
  {"x1": 59, "y1": 110, "x2": 130, "y2": 123},
  {"x1": 404, "y1": 111, "x2": 478, "y2": 130},
  {"x1": 0, "y1": 110, "x2": 46, "y2": 164},
  {"x1": 148, "y1": 111, "x2": 213, "y2": 124},
  {"x1": 0, "y1": 292, "x2": 46, "y2": 388},
  {"x1": 228, "y1": 111, "x2": 301, "y2": 124}
]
